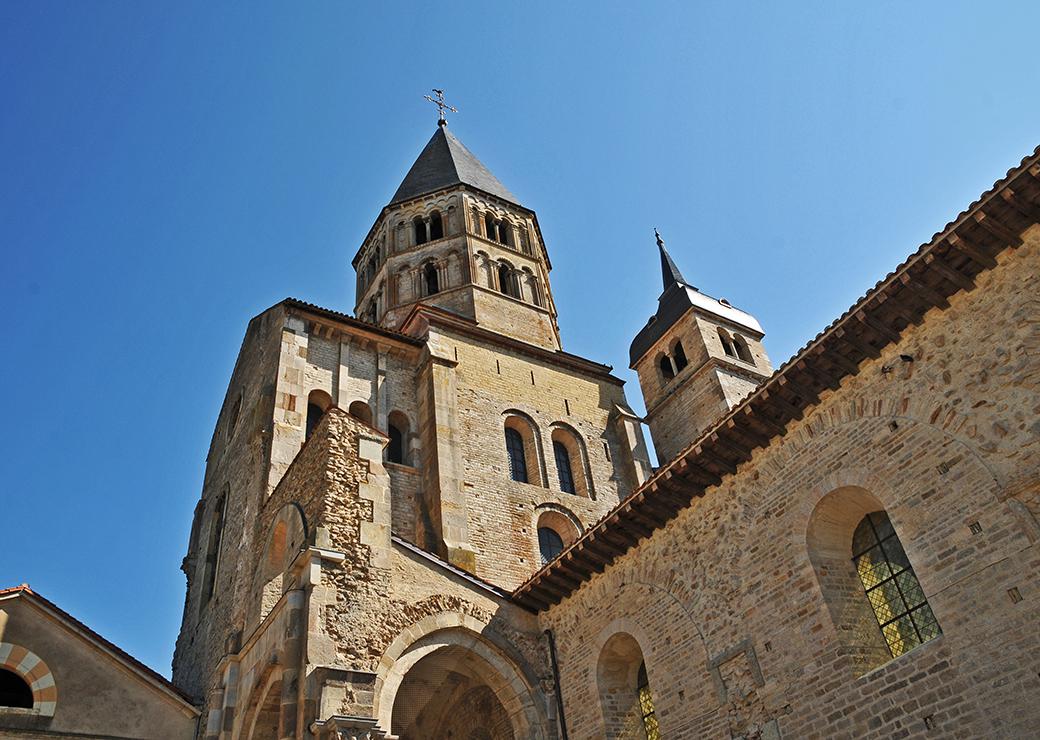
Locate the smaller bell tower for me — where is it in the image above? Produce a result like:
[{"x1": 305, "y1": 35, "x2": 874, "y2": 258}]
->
[{"x1": 630, "y1": 231, "x2": 772, "y2": 464}]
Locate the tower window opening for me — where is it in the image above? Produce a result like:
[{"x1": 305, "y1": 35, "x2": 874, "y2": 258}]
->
[
  {"x1": 734, "y1": 334, "x2": 754, "y2": 363},
  {"x1": 659, "y1": 354, "x2": 675, "y2": 380},
  {"x1": 423, "y1": 262, "x2": 439, "y2": 296},
  {"x1": 429, "y1": 211, "x2": 443, "y2": 240},
  {"x1": 672, "y1": 341, "x2": 688, "y2": 372},
  {"x1": 498, "y1": 264, "x2": 520, "y2": 298},
  {"x1": 485, "y1": 214, "x2": 496, "y2": 241},
  {"x1": 538, "y1": 526, "x2": 565, "y2": 566},
  {"x1": 553, "y1": 440, "x2": 576, "y2": 494},
  {"x1": 201, "y1": 490, "x2": 228, "y2": 605},
  {"x1": 498, "y1": 221, "x2": 511, "y2": 247},
  {"x1": 718, "y1": 328, "x2": 737, "y2": 358},
  {"x1": 505, "y1": 426, "x2": 528, "y2": 483},
  {"x1": 0, "y1": 668, "x2": 33, "y2": 709},
  {"x1": 413, "y1": 217, "x2": 428, "y2": 245},
  {"x1": 637, "y1": 662, "x2": 661, "y2": 740},
  {"x1": 306, "y1": 390, "x2": 333, "y2": 441},
  {"x1": 853, "y1": 511, "x2": 941, "y2": 657},
  {"x1": 387, "y1": 411, "x2": 411, "y2": 465}
]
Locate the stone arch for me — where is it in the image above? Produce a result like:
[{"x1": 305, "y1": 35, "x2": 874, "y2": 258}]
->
[
  {"x1": 503, "y1": 410, "x2": 546, "y2": 487},
  {"x1": 257, "y1": 503, "x2": 307, "y2": 621},
  {"x1": 347, "y1": 400, "x2": 374, "y2": 426},
  {"x1": 240, "y1": 664, "x2": 284, "y2": 740},
  {"x1": 387, "y1": 410, "x2": 412, "y2": 466},
  {"x1": 534, "y1": 505, "x2": 581, "y2": 566},
  {"x1": 732, "y1": 333, "x2": 753, "y2": 363},
  {"x1": 657, "y1": 351, "x2": 675, "y2": 380},
  {"x1": 306, "y1": 389, "x2": 333, "y2": 441},
  {"x1": 475, "y1": 251, "x2": 494, "y2": 289},
  {"x1": 497, "y1": 260, "x2": 521, "y2": 298},
  {"x1": 593, "y1": 622, "x2": 656, "y2": 740},
  {"x1": 374, "y1": 614, "x2": 548, "y2": 739},
  {"x1": 670, "y1": 338, "x2": 689, "y2": 372},
  {"x1": 549, "y1": 422, "x2": 594, "y2": 499},
  {"x1": 0, "y1": 644, "x2": 56, "y2": 716}
]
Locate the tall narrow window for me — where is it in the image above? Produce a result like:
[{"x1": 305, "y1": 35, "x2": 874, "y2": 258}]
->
[
  {"x1": 429, "y1": 211, "x2": 444, "y2": 240},
  {"x1": 853, "y1": 511, "x2": 941, "y2": 658},
  {"x1": 734, "y1": 334, "x2": 754, "y2": 363},
  {"x1": 553, "y1": 440, "x2": 576, "y2": 494},
  {"x1": 499, "y1": 221, "x2": 511, "y2": 247},
  {"x1": 413, "y1": 217, "x2": 427, "y2": 245},
  {"x1": 202, "y1": 492, "x2": 227, "y2": 605},
  {"x1": 485, "y1": 214, "x2": 496, "y2": 241},
  {"x1": 387, "y1": 424, "x2": 404, "y2": 464},
  {"x1": 306, "y1": 403, "x2": 324, "y2": 440},
  {"x1": 637, "y1": 662, "x2": 660, "y2": 740},
  {"x1": 498, "y1": 264, "x2": 518, "y2": 298},
  {"x1": 673, "y1": 341, "x2": 688, "y2": 372},
  {"x1": 0, "y1": 669, "x2": 33, "y2": 709},
  {"x1": 423, "y1": 262, "x2": 439, "y2": 295},
  {"x1": 718, "y1": 328, "x2": 737, "y2": 357},
  {"x1": 505, "y1": 427, "x2": 528, "y2": 483},
  {"x1": 538, "y1": 526, "x2": 564, "y2": 565},
  {"x1": 659, "y1": 354, "x2": 675, "y2": 380}
]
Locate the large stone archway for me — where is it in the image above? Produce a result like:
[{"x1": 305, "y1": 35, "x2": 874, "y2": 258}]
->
[{"x1": 375, "y1": 617, "x2": 548, "y2": 740}]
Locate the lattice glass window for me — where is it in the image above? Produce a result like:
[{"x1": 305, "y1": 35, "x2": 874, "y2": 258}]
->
[
  {"x1": 553, "y1": 440, "x2": 576, "y2": 494},
  {"x1": 637, "y1": 662, "x2": 660, "y2": 740},
  {"x1": 505, "y1": 427, "x2": 528, "y2": 483},
  {"x1": 538, "y1": 527, "x2": 564, "y2": 566},
  {"x1": 852, "y1": 511, "x2": 941, "y2": 658}
]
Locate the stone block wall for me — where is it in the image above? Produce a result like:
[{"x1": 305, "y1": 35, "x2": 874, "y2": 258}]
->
[{"x1": 542, "y1": 228, "x2": 1040, "y2": 739}]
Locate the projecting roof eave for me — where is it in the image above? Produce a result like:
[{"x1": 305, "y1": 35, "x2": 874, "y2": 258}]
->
[{"x1": 513, "y1": 143, "x2": 1040, "y2": 614}]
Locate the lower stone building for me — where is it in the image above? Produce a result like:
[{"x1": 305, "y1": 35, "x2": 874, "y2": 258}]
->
[{"x1": 3, "y1": 121, "x2": 1037, "y2": 740}]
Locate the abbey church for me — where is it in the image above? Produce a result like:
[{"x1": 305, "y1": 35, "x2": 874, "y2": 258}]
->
[{"x1": 1, "y1": 115, "x2": 1038, "y2": 739}]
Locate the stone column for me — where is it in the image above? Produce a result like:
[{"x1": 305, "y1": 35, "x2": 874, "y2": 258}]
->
[{"x1": 375, "y1": 347, "x2": 389, "y2": 433}]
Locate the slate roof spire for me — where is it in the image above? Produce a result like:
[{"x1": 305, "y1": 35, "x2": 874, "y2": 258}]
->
[
  {"x1": 389, "y1": 125, "x2": 520, "y2": 206},
  {"x1": 655, "y1": 229, "x2": 692, "y2": 291}
]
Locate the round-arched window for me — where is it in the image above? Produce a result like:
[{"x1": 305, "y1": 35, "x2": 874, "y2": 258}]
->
[
  {"x1": 0, "y1": 668, "x2": 33, "y2": 709},
  {"x1": 537, "y1": 526, "x2": 565, "y2": 566}
]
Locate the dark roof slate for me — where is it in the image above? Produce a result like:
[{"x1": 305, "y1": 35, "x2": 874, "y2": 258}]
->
[{"x1": 390, "y1": 124, "x2": 520, "y2": 206}]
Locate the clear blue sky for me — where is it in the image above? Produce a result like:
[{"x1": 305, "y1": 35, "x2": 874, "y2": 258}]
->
[{"x1": 2, "y1": 2, "x2": 1037, "y2": 677}]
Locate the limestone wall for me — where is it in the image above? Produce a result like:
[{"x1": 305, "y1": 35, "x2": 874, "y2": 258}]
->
[{"x1": 542, "y1": 229, "x2": 1040, "y2": 739}]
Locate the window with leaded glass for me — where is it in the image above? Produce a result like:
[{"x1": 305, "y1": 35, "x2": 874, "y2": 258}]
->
[
  {"x1": 505, "y1": 427, "x2": 528, "y2": 483},
  {"x1": 538, "y1": 527, "x2": 564, "y2": 566},
  {"x1": 553, "y1": 440, "x2": 576, "y2": 494},
  {"x1": 852, "y1": 511, "x2": 941, "y2": 658},
  {"x1": 637, "y1": 662, "x2": 660, "y2": 740}
]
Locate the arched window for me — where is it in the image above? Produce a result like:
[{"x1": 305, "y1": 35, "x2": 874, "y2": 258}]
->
[
  {"x1": 499, "y1": 221, "x2": 511, "y2": 247},
  {"x1": 305, "y1": 390, "x2": 332, "y2": 441},
  {"x1": 348, "y1": 400, "x2": 373, "y2": 426},
  {"x1": 498, "y1": 263, "x2": 519, "y2": 298},
  {"x1": 853, "y1": 511, "x2": 941, "y2": 657},
  {"x1": 718, "y1": 328, "x2": 737, "y2": 358},
  {"x1": 226, "y1": 393, "x2": 242, "y2": 441},
  {"x1": 413, "y1": 216, "x2": 428, "y2": 245},
  {"x1": 0, "y1": 668, "x2": 33, "y2": 708},
  {"x1": 387, "y1": 411, "x2": 411, "y2": 465},
  {"x1": 553, "y1": 440, "x2": 575, "y2": 494},
  {"x1": 485, "y1": 213, "x2": 496, "y2": 241},
  {"x1": 201, "y1": 489, "x2": 228, "y2": 606},
  {"x1": 637, "y1": 662, "x2": 660, "y2": 740},
  {"x1": 429, "y1": 211, "x2": 443, "y2": 240},
  {"x1": 537, "y1": 526, "x2": 564, "y2": 566},
  {"x1": 505, "y1": 427, "x2": 528, "y2": 483},
  {"x1": 423, "y1": 262, "x2": 439, "y2": 296},
  {"x1": 672, "y1": 341, "x2": 688, "y2": 372},
  {"x1": 659, "y1": 354, "x2": 675, "y2": 380},
  {"x1": 733, "y1": 334, "x2": 754, "y2": 363},
  {"x1": 519, "y1": 226, "x2": 532, "y2": 255}
]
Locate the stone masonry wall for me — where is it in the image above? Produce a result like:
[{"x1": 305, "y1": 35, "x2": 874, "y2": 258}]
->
[{"x1": 543, "y1": 228, "x2": 1040, "y2": 739}]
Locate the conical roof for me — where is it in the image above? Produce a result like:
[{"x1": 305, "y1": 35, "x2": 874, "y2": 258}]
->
[
  {"x1": 390, "y1": 124, "x2": 519, "y2": 206},
  {"x1": 656, "y1": 230, "x2": 689, "y2": 290}
]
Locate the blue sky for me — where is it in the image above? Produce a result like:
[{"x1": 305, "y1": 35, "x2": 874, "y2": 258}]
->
[{"x1": 1, "y1": 2, "x2": 1037, "y2": 676}]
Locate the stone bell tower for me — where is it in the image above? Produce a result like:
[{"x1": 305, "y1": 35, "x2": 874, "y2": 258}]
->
[
  {"x1": 352, "y1": 116, "x2": 561, "y2": 350},
  {"x1": 631, "y1": 231, "x2": 772, "y2": 464}
]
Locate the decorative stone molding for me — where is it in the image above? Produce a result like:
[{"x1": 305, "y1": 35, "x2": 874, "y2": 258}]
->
[{"x1": 0, "y1": 642, "x2": 56, "y2": 717}]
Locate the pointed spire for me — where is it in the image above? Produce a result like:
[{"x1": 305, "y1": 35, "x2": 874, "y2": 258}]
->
[{"x1": 655, "y1": 229, "x2": 691, "y2": 291}]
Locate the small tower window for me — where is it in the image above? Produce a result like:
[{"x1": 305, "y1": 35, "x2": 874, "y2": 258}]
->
[
  {"x1": 538, "y1": 526, "x2": 565, "y2": 566},
  {"x1": 499, "y1": 221, "x2": 511, "y2": 247},
  {"x1": 637, "y1": 662, "x2": 660, "y2": 740},
  {"x1": 498, "y1": 263, "x2": 520, "y2": 298},
  {"x1": 0, "y1": 668, "x2": 33, "y2": 708},
  {"x1": 201, "y1": 490, "x2": 228, "y2": 605},
  {"x1": 734, "y1": 334, "x2": 754, "y2": 363},
  {"x1": 659, "y1": 354, "x2": 675, "y2": 380},
  {"x1": 485, "y1": 213, "x2": 496, "y2": 241},
  {"x1": 718, "y1": 328, "x2": 737, "y2": 358},
  {"x1": 553, "y1": 440, "x2": 576, "y2": 494},
  {"x1": 429, "y1": 211, "x2": 444, "y2": 240},
  {"x1": 423, "y1": 262, "x2": 439, "y2": 296},
  {"x1": 505, "y1": 427, "x2": 528, "y2": 483},
  {"x1": 853, "y1": 511, "x2": 941, "y2": 657},
  {"x1": 673, "y1": 341, "x2": 688, "y2": 372},
  {"x1": 387, "y1": 411, "x2": 411, "y2": 465},
  {"x1": 413, "y1": 216, "x2": 428, "y2": 245}
]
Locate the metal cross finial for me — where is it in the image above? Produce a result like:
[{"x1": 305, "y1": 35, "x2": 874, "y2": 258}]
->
[
  {"x1": 424, "y1": 89, "x2": 458, "y2": 126},
  {"x1": 655, "y1": 228, "x2": 665, "y2": 247}
]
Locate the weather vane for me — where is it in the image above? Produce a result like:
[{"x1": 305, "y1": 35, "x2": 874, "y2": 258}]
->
[{"x1": 424, "y1": 89, "x2": 458, "y2": 126}]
